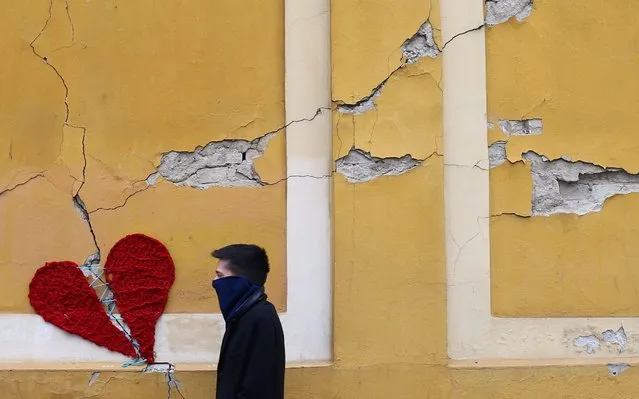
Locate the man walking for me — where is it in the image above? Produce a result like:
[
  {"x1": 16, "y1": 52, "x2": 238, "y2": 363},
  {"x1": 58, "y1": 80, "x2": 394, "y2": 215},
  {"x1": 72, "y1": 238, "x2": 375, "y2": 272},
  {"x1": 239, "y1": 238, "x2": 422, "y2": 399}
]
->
[{"x1": 211, "y1": 244, "x2": 285, "y2": 399}]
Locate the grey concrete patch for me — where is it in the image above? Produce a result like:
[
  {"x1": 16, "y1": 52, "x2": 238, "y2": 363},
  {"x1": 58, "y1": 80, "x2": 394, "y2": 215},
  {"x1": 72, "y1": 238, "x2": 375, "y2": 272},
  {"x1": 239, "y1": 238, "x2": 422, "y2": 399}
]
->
[
  {"x1": 401, "y1": 20, "x2": 440, "y2": 64},
  {"x1": 603, "y1": 327, "x2": 628, "y2": 352},
  {"x1": 523, "y1": 151, "x2": 639, "y2": 216},
  {"x1": 486, "y1": 0, "x2": 533, "y2": 26},
  {"x1": 155, "y1": 134, "x2": 275, "y2": 188},
  {"x1": 574, "y1": 335, "x2": 601, "y2": 354},
  {"x1": 488, "y1": 141, "x2": 507, "y2": 169},
  {"x1": 608, "y1": 363, "x2": 630, "y2": 377},
  {"x1": 499, "y1": 119, "x2": 542, "y2": 136},
  {"x1": 335, "y1": 148, "x2": 422, "y2": 183}
]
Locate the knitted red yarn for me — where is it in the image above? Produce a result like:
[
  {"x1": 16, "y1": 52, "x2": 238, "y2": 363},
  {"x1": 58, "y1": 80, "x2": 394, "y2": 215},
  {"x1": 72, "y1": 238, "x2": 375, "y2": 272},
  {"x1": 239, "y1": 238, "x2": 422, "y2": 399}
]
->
[
  {"x1": 105, "y1": 234, "x2": 175, "y2": 363},
  {"x1": 28, "y1": 261, "x2": 137, "y2": 358}
]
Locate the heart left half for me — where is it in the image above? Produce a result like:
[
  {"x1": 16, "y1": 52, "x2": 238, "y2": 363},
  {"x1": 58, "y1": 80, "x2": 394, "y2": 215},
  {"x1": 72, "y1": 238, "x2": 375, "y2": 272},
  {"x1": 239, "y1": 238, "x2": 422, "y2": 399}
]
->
[{"x1": 29, "y1": 261, "x2": 137, "y2": 358}]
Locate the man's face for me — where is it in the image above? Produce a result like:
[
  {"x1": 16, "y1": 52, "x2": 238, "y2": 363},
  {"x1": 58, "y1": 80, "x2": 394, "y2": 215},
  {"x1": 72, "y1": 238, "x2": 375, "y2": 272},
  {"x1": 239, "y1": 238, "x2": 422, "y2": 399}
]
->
[{"x1": 215, "y1": 259, "x2": 235, "y2": 280}]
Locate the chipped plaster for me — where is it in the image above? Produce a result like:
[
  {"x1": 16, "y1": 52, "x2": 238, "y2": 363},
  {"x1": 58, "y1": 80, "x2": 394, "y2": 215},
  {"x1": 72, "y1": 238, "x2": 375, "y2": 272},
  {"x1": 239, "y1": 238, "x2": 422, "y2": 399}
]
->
[
  {"x1": 154, "y1": 134, "x2": 275, "y2": 188},
  {"x1": 488, "y1": 141, "x2": 507, "y2": 169},
  {"x1": 524, "y1": 152, "x2": 639, "y2": 216},
  {"x1": 335, "y1": 148, "x2": 422, "y2": 183},
  {"x1": 499, "y1": 118, "x2": 542, "y2": 136},
  {"x1": 401, "y1": 20, "x2": 440, "y2": 64},
  {"x1": 485, "y1": 0, "x2": 533, "y2": 26}
]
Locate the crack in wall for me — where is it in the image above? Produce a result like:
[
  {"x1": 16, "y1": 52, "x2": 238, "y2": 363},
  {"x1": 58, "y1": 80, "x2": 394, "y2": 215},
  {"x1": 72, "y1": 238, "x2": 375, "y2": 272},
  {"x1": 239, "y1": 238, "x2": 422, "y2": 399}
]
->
[
  {"x1": 335, "y1": 148, "x2": 423, "y2": 183},
  {"x1": 30, "y1": 0, "x2": 98, "y2": 261},
  {"x1": 72, "y1": 195, "x2": 102, "y2": 259},
  {"x1": 154, "y1": 133, "x2": 275, "y2": 188},
  {"x1": 0, "y1": 174, "x2": 46, "y2": 198},
  {"x1": 142, "y1": 363, "x2": 185, "y2": 399},
  {"x1": 485, "y1": 0, "x2": 533, "y2": 26},
  {"x1": 524, "y1": 152, "x2": 639, "y2": 216},
  {"x1": 336, "y1": 80, "x2": 387, "y2": 115},
  {"x1": 336, "y1": 20, "x2": 484, "y2": 115},
  {"x1": 87, "y1": 371, "x2": 100, "y2": 386},
  {"x1": 499, "y1": 118, "x2": 542, "y2": 136}
]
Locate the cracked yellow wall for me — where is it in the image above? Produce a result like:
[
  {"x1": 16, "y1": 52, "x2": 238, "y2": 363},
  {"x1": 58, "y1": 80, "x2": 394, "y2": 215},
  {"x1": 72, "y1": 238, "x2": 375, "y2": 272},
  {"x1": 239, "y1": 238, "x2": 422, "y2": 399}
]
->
[
  {"x1": 0, "y1": 0, "x2": 287, "y2": 314},
  {"x1": 487, "y1": 0, "x2": 639, "y2": 316},
  {"x1": 4, "y1": 1, "x2": 639, "y2": 398}
]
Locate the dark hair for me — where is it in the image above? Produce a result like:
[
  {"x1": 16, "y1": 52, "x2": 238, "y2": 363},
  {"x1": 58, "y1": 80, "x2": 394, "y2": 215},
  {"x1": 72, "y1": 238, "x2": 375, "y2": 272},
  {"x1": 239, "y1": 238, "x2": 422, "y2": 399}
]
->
[{"x1": 211, "y1": 244, "x2": 270, "y2": 286}]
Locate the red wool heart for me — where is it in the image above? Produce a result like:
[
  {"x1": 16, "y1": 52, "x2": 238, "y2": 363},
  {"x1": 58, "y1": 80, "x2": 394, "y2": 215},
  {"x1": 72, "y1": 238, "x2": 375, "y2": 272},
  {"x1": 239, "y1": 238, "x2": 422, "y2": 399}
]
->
[
  {"x1": 28, "y1": 261, "x2": 138, "y2": 358},
  {"x1": 104, "y1": 234, "x2": 175, "y2": 363}
]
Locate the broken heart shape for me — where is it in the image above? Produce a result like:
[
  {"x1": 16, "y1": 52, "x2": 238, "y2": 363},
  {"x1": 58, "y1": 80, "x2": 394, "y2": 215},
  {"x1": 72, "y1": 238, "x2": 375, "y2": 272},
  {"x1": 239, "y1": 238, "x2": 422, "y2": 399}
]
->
[{"x1": 28, "y1": 234, "x2": 175, "y2": 363}]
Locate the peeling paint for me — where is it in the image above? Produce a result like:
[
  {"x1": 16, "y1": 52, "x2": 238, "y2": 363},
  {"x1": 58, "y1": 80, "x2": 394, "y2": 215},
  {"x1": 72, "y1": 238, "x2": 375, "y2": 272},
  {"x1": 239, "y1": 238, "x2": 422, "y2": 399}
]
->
[
  {"x1": 603, "y1": 327, "x2": 628, "y2": 352},
  {"x1": 155, "y1": 133, "x2": 275, "y2": 188},
  {"x1": 488, "y1": 141, "x2": 507, "y2": 169},
  {"x1": 574, "y1": 335, "x2": 601, "y2": 354},
  {"x1": 485, "y1": 0, "x2": 533, "y2": 26},
  {"x1": 524, "y1": 151, "x2": 639, "y2": 216},
  {"x1": 401, "y1": 20, "x2": 440, "y2": 64},
  {"x1": 608, "y1": 363, "x2": 631, "y2": 377},
  {"x1": 499, "y1": 119, "x2": 542, "y2": 136},
  {"x1": 335, "y1": 148, "x2": 422, "y2": 183}
]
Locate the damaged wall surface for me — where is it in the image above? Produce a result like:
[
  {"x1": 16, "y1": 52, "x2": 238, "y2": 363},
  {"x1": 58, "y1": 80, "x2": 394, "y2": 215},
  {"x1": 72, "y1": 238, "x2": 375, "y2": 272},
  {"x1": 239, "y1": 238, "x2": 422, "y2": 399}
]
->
[
  {"x1": 487, "y1": 0, "x2": 639, "y2": 317},
  {"x1": 7, "y1": 0, "x2": 639, "y2": 397},
  {"x1": 0, "y1": 0, "x2": 288, "y2": 314}
]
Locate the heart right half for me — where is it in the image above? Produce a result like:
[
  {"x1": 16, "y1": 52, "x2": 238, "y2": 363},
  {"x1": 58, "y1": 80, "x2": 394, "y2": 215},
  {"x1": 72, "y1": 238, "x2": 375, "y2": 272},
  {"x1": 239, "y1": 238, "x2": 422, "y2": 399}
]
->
[{"x1": 104, "y1": 234, "x2": 175, "y2": 363}]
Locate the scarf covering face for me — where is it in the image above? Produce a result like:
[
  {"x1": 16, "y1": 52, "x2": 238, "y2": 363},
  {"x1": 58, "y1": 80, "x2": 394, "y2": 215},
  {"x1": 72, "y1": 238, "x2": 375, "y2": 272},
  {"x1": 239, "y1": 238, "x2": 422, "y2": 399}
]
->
[{"x1": 212, "y1": 276, "x2": 261, "y2": 323}]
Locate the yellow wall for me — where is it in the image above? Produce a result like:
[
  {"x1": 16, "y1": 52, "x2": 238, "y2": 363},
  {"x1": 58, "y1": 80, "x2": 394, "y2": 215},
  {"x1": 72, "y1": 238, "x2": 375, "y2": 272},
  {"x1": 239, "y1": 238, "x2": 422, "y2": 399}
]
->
[
  {"x1": 0, "y1": 0, "x2": 287, "y2": 313},
  {"x1": 488, "y1": 0, "x2": 639, "y2": 316},
  {"x1": 3, "y1": 0, "x2": 639, "y2": 398}
]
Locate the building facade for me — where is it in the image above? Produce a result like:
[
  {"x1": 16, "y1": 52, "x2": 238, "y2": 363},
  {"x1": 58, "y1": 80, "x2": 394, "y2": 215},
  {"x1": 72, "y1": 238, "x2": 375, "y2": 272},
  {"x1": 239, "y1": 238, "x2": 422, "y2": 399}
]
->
[{"x1": 2, "y1": 0, "x2": 639, "y2": 397}]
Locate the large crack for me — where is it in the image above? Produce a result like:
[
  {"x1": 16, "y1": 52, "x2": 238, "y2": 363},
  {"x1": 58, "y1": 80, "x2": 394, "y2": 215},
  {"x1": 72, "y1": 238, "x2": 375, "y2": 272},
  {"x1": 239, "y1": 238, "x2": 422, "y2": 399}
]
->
[
  {"x1": 334, "y1": 21, "x2": 484, "y2": 114},
  {"x1": 29, "y1": 0, "x2": 100, "y2": 261}
]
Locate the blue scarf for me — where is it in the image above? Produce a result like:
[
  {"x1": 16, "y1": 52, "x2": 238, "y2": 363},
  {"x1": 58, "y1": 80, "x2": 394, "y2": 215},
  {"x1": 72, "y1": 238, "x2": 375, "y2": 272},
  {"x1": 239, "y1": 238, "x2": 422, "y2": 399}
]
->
[{"x1": 212, "y1": 276, "x2": 261, "y2": 323}]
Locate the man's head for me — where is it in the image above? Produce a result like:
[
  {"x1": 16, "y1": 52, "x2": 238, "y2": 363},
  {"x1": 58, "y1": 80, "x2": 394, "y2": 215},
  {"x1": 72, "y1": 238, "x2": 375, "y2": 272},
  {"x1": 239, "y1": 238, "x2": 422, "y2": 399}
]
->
[{"x1": 211, "y1": 244, "x2": 270, "y2": 286}]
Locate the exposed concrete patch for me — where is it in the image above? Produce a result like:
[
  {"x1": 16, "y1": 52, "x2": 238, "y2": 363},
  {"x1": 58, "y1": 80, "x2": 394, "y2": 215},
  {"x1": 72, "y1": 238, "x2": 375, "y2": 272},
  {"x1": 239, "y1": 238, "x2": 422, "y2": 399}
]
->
[
  {"x1": 574, "y1": 335, "x2": 601, "y2": 354},
  {"x1": 499, "y1": 119, "x2": 542, "y2": 136},
  {"x1": 523, "y1": 151, "x2": 639, "y2": 216},
  {"x1": 155, "y1": 133, "x2": 275, "y2": 188},
  {"x1": 335, "y1": 148, "x2": 422, "y2": 183},
  {"x1": 488, "y1": 141, "x2": 507, "y2": 169},
  {"x1": 401, "y1": 20, "x2": 440, "y2": 64},
  {"x1": 485, "y1": 0, "x2": 533, "y2": 26},
  {"x1": 336, "y1": 81, "x2": 386, "y2": 115},
  {"x1": 337, "y1": 19, "x2": 440, "y2": 115},
  {"x1": 573, "y1": 326, "x2": 629, "y2": 355},
  {"x1": 603, "y1": 327, "x2": 628, "y2": 352},
  {"x1": 608, "y1": 363, "x2": 631, "y2": 377}
]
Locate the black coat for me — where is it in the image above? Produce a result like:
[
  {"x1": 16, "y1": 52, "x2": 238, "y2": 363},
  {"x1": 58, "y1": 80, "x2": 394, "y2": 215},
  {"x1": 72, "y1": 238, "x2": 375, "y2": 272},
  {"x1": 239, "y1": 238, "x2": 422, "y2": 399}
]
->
[{"x1": 216, "y1": 290, "x2": 285, "y2": 399}]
